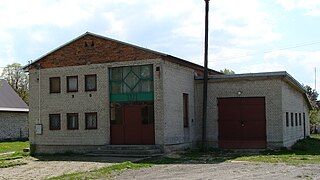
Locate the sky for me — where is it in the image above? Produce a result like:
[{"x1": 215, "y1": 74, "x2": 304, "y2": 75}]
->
[{"x1": 0, "y1": 0, "x2": 320, "y2": 90}]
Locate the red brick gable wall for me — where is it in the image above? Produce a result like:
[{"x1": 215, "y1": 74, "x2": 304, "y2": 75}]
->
[
  {"x1": 28, "y1": 33, "x2": 221, "y2": 75},
  {"x1": 30, "y1": 34, "x2": 162, "y2": 70}
]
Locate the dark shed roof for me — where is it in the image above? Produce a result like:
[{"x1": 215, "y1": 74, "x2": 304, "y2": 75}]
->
[{"x1": 0, "y1": 80, "x2": 28, "y2": 112}]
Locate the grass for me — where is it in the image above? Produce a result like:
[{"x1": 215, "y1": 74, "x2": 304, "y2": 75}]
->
[
  {"x1": 0, "y1": 140, "x2": 29, "y2": 168},
  {"x1": 234, "y1": 134, "x2": 320, "y2": 164},
  {"x1": 45, "y1": 135, "x2": 320, "y2": 179},
  {"x1": 0, "y1": 140, "x2": 29, "y2": 153},
  {"x1": 47, "y1": 161, "x2": 152, "y2": 180},
  {"x1": 141, "y1": 134, "x2": 320, "y2": 165}
]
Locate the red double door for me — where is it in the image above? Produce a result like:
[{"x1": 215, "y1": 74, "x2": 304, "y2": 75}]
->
[
  {"x1": 111, "y1": 105, "x2": 155, "y2": 145},
  {"x1": 218, "y1": 97, "x2": 266, "y2": 149}
]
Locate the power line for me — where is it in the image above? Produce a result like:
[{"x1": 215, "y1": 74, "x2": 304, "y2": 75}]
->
[{"x1": 209, "y1": 40, "x2": 320, "y2": 62}]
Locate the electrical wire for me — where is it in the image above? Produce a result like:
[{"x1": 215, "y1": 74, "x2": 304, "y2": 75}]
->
[{"x1": 209, "y1": 40, "x2": 320, "y2": 62}]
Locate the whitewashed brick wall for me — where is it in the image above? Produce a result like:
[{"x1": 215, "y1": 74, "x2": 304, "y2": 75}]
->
[
  {"x1": 195, "y1": 77, "x2": 308, "y2": 148},
  {"x1": 162, "y1": 61, "x2": 196, "y2": 147},
  {"x1": 282, "y1": 81, "x2": 310, "y2": 147},
  {"x1": 0, "y1": 112, "x2": 28, "y2": 140},
  {"x1": 29, "y1": 59, "x2": 164, "y2": 153}
]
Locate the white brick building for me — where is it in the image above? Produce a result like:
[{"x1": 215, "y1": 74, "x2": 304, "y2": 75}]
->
[
  {"x1": 0, "y1": 80, "x2": 29, "y2": 140},
  {"x1": 195, "y1": 72, "x2": 311, "y2": 149},
  {"x1": 25, "y1": 33, "x2": 310, "y2": 154}
]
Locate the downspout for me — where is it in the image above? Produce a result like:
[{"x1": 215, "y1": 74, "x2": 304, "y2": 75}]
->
[
  {"x1": 303, "y1": 113, "x2": 306, "y2": 138},
  {"x1": 38, "y1": 64, "x2": 41, "y2": 124},
  {"x1": 202, "y1": 0, "x2": 210, "y2": 149}
]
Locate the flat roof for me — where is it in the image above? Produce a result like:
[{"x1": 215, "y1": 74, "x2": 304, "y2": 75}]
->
[{"x1": 196, "y1": 71, "x2": 312, "y2": 109}]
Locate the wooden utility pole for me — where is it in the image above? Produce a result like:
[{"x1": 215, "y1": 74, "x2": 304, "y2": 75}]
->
[{"x1": 202, "y1": 0, "x2": 210, "y2": 149}]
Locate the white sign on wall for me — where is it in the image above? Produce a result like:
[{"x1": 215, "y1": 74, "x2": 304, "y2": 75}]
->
[{"x1": 35, "y1": 124, "x2": 43, "y2": 135}]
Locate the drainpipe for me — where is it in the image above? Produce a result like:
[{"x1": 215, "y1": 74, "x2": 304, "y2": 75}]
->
[
  {"x1": 202, "y1": 0, "x2": 210, "y2": 149},
  {"x1": 38, "y1": 64, "x2": 41, "y2": 125}
]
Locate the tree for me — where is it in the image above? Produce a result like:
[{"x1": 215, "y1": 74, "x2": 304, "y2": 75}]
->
[
  {"x1": 305, "y1": 85, "x2": 319, "y2": 106},
  {"x1": 1, "y1": 63, "x2": 29, "y2": 104},
  {"x1": 219, "y1": 68, "x2": 235, "y2": 75},
  {"x1": 310, "y1": 108, "x2": 320, "y2": 133},
  {"x1": 304, "y1": 85, "x2": 320, "y2": 133}
]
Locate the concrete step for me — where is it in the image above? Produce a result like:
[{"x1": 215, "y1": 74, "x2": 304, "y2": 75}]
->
[
  {"x1": 86, "y1": 145, "x2": 163, "y2": 158},
  {"x1": 91, "y1": 149, "x2": 161, "y2": 155},
  {"x1": 86, "y1": 153, "x2": 162, "y2": 158},
  {"x1": 97, "y1": 145, "x2": 159, "y2": 150}
]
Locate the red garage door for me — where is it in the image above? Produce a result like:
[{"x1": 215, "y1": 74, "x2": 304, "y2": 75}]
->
[{"x1": 218, "y1": 97, "x2": 266, "y2": 149}]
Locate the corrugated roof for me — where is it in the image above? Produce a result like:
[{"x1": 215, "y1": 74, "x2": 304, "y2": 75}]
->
[{"x1": 0, "y1": 79, "x2": 29, "y2": 112}]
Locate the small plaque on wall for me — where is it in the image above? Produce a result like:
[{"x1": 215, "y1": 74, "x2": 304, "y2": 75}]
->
[{"x1": 35, "y1": 124, "x2": 43, "y2": 135}]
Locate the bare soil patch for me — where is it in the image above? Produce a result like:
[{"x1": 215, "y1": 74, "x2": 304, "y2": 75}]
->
[
  {"x1": 116, "y1": 161, "x2": 320, "y2": 180},
  {"x1": 0, "y1": 156, "x2": 140, "y2": 180}
]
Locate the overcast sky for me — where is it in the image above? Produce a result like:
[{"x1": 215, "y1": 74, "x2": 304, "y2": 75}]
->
[{"x1": 0, "y1": 0, "x2": 320, "y2": 90}]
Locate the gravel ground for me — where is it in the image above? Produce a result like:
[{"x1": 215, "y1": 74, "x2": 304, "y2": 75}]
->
[
  {"x1": 116, "y1": 161, "x2": 320, "y2": 180},
  {"x1": 2, "y1": 156, "x2": 320, "y2": 180},
  {"x1": 0, "y1": 156, "x2": 141, "y2": 180}
]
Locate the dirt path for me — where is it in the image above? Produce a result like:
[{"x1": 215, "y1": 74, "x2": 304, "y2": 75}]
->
[
  {"x1": 0, "y1": 156, "x2": 140, "y2": 180},
  {"x1": 3, "y1": 156, "x2": 320, "y2": 180},
  {"x1": 116, "y1": 161, "x2": 320, "y2": 180}
]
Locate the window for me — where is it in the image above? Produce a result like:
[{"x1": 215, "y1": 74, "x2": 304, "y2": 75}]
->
[
  {"x1": 85, "y1": 75, "x2": 97, "y2": 91},
  {"x1": 85, "y1": 112, "x2": 97, "y2": 129},
  {"x1": 67, "y1": 113, "x2": 79, "y2": 130},
  {"x1": 110, "y1": 103, "x2": 123, "y2": 125},
  {"x1": 291, "y1": 113, "x2": 294, "y2": 127},
  {"x1": 67, "y1": 76, "x2": 78, "y2": 92},
  {"x1": 50, "y1": 77, "x2": 60, "y2": 93},
  {"x1": 295, "y1": 113, "x2": 298, "y2": 126},
  {"x1": 183, "y1": 93, "x2": 189, "y2": 127},
  {"x1": 299, "y1": 113, "x2": 302, "y2": 126},
  {"x1": 110, "y1": 65, "x2": 153, "y2": 94},
  {"x1": 286, "y1": 112, "x2": 289, "y2": 127},
  {"x1": 142, "y1": 105, "x2": 154, "y2": 124},
  {"x1": 49, "y1": 114, "x2": 60, "y2": 130}
]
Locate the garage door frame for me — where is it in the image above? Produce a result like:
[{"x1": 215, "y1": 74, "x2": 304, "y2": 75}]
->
[{"x1": 218, "y1": 97, "x2": 266, "y2": 149}]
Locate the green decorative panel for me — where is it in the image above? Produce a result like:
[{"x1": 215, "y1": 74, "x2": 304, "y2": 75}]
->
[
  {"x1": 110, "y1": 92, "x2": 154, "y2": 102},
  {"x1": 109, "y1": 65, "x2": 154, "y2": 102}
]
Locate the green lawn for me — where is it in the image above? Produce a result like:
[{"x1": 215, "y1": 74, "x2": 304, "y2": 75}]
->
[
  {"x1": 0, "y1": 140, "x2": 29, "y2": 168},
  {"x1": 234, "y1": 134, "x2": 320, "y2": 164},
  {"x1": 0, "y1": 141, "x2": 29, "y2": 153},
  {"x1": 142, "y1": 134, "x2": 320, "y2": 165}
]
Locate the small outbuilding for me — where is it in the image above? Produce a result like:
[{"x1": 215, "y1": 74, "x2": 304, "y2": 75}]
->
[
  {"x1": 0, "y1": 79, "x2": 29, "y2": 140},
  {"x1": 196, "y1": 72, "x2": 311, "y2": 149}
]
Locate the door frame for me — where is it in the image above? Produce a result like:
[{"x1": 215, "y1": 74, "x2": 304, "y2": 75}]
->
[{"x1": 218, "y1": 97, "x2": 266, "y2": 149}]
